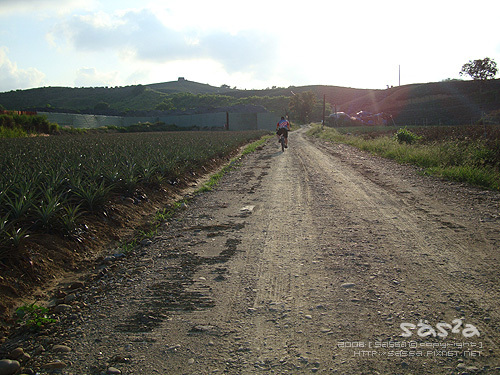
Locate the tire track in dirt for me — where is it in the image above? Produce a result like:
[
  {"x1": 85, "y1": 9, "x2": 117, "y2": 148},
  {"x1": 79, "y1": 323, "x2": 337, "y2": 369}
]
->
[
  {"x1": 304, "y1": 133, "x2": 500, "y2": 321},
  {"x1": 294, "y1": 129, "x2": 500, "y2": 373}
]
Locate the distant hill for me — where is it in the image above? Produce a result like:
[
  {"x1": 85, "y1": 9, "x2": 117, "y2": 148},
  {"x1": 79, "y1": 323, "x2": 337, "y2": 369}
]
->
[
  {"x1": 280, "y1": 80, "x2": 500, "y2": 125},
  {"x1": 333, "y1": 79, "x2": 500, "y2": 125},
  {"x1": 146, "y1": 78, "x2": 233, "y2": 95},
  {"x1": 1, "y1": 78, "x2": 499, "y2": 125}
]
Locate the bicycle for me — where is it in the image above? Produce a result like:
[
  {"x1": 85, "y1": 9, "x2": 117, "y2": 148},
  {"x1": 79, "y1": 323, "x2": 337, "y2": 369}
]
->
[
  {"x1": 276, "y1": 116, "x2": 290, "y2": 152},
  {"x1": 279, "y1": 134, "x2": 286, "y2": 152}
]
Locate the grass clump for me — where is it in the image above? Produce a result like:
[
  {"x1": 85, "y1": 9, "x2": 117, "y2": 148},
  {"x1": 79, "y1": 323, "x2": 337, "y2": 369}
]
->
[
  {"x1": 15, "y1": 302, "x2": 56, "y2": 330},
  {"x1": 393, "y1": 127, "x2": 422, "y2": 144}
]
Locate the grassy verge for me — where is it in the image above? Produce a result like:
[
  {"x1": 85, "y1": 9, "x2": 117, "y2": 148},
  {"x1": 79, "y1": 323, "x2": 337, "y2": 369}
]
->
[
  {"x1": 242, "y1": 134, "x2": 273, "y2": 155},
  {"x1": 115, "y1": 198, "x2": 189, "y2": 253},
  {"x1": 307, "y1": 124, "x2": 500, "y2": 191},
  {"x1": 198, "y1": 134, "x2": 273, "y2": 192}
]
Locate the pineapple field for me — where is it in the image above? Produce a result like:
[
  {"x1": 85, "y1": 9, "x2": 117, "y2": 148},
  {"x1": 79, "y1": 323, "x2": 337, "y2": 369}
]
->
[{"x1": 0, "y1": 130, "x2": 267, "y2": 321}]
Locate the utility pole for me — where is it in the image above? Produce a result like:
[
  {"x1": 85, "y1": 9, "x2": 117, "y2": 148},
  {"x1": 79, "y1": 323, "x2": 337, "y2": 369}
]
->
[
  {"x1": 399, "y1": 65, "x2": 401, "y2": 86},
  {"x1": 322, "y1": 94, "x2": 325, "y2": 130}
]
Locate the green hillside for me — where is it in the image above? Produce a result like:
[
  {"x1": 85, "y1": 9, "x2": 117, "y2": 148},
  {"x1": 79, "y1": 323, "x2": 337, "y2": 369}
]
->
[
  {"x1": 336, "y1": 79, "x2": 500, "y2": 125},
  {"x1": 147, "y1": 79, "x2": 234, "y2": 94},
  {"x1": 1, "y1": 78, "x2": 499, "y2": 125},
  {"x1": 0, "y1": 85, "x2": 150, "y2": 113}
]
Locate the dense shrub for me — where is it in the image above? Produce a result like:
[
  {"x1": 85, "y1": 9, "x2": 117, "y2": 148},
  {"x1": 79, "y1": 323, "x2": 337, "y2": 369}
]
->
[
  {"x1": 393, "y1": 127, "x2": 422, "y2": 144},
  {"x1": 0, "y1": 113, "x2": 59, "y2": 138}
]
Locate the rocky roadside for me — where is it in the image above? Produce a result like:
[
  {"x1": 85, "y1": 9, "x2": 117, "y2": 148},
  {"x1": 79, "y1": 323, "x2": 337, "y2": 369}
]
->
[
  {"x1": 0, "y1": 239, "x2": 164, "y2": 375},
  {"x1": 0, "y1": 266, "x2": 118, "y2": 374}
]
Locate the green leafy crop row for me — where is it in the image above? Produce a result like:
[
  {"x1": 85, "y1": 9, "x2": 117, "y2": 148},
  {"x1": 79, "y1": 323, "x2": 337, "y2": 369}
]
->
[{"x1": 0, "y1": 130, "x2": 266, "y2": 251}]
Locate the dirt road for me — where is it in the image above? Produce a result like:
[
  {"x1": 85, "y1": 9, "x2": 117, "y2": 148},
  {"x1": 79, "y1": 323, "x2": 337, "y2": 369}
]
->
[{"x1": 7, "y1": 127, "x2": 500, "y2": 374}]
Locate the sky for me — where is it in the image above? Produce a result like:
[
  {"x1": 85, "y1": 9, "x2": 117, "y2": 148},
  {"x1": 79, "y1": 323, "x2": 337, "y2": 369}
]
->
[{"x1": 1, "y1": 0, "x2": 500, "y2": 92}]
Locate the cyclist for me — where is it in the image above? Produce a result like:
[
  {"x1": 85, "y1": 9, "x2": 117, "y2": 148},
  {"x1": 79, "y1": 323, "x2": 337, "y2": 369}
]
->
[{"x1": 276, "y1": 116, "x2": 291, "y2": 148}]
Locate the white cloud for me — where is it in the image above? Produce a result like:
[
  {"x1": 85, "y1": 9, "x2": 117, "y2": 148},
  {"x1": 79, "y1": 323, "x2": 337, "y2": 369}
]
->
[
  {"x1": 74, "y1": 67, "x2": 118, "y2": 87},
  {"x1": 0, "y1": 0, "x2": 96, "y2": 16},
  {"x1": 126, "y1": 69, "x2": 150, "y2": 85},
  {"x1": 50, "y1": 8, "x2": 278, "y2": 75},
  {"x1": 0, "y1": 47, "x2": 45, "y2": 92},
  {"x1": 3, "y1": 0, "x2": 500, "y2": 91}
]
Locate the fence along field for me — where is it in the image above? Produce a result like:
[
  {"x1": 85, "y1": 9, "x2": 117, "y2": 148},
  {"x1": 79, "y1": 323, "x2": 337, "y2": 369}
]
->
[{"x1": 0, "y1": 130, "x2": 266, "y2": 251}]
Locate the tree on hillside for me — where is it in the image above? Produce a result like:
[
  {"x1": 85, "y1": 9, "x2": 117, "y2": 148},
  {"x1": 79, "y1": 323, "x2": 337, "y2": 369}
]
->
[
  {"x1": 94, "y1": 102, "x2": 110, "y2": 112},
  {"x1": 459, "y1": 57, "x2": 497, "y2": 81},
  {"x1": 132, "y1": 84, "x2": 145, "y2": 96},
  {"x1": 289, "y1": 91, "x2": 316, "y2": 123},
  {"x1": 155, "y1": 98, "x2": 175, "y2": 111}
]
